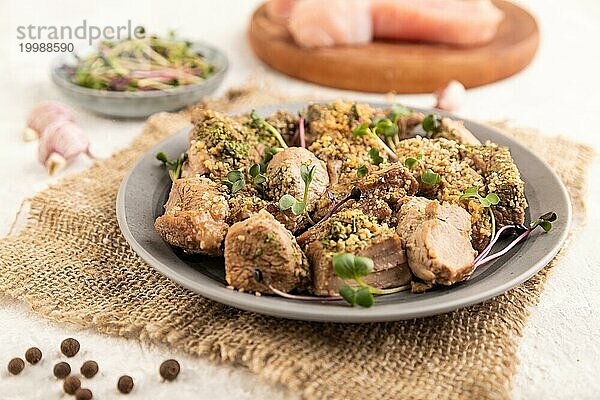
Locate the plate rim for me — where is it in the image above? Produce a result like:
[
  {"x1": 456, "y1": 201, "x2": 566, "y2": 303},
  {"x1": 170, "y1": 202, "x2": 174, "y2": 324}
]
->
[{"x1": 116, "y1": 102, "x2": 572, "y2": 323}]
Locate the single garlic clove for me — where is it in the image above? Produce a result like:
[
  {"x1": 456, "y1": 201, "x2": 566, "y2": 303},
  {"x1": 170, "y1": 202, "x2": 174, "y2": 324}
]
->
[
  {"x1": 22, "y1": 127, "x2": 39, "y2": 142},
  {"x1": 26, "y1": 101, "x2": 76, "y2": 138},
  {"x1": 46, "y1": 153, "x2": 67, "y2": 176},
  {"x1": 38, "y1": 120, "x2": 90, "y2": 175},
  {"x1": 435, "y1": 80, "x2": 466, "y2": 112}
]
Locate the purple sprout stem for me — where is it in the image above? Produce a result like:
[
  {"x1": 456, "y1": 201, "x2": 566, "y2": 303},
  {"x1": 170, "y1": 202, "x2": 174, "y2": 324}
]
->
[
  {"x1": 474, "y1": 224, "x2": 519, "y2": 264},
  {"x1": 299, "y1": 117, "x2": 306, "y2": 148},
  {"x1": 475, "y1": 227, "x2": 532, "y2": 267}
]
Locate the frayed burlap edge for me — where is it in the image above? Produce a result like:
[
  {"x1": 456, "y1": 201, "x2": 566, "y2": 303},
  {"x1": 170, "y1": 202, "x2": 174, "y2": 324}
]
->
[{"x1": 0, "y1": 84, "x2": 596, "y2": 400}]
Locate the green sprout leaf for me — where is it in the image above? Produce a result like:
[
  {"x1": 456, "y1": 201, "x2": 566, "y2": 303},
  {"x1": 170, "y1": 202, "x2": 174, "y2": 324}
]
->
[
  {"x1": 373, "y1": 118, "x2": 399, "y2": 138},
  {"x1": 352, "y1": 122, "x2": 372, "y2": 138},
  {"x1": 354, "y1": 287, "x2": 374, "y2": 308},
  {"x1": 231, "y1": 179, "x2": 245, "y2": 194},
  {"x1": 404, "y1": 158, "x2": 418, "y2": 170},
  {"x1": 250, "y1": 109, "x2": 288, "y2": 148},
  {"x1": 422, "y1": 113, "x2": 442, "y2": 133},
  {"x1": 332, "y1": 253, "x2": 358, "y2": 279},
  {"x1": 300, "y1": 164, "x2": 316, "y2": 185},
  {"x1": 156, "y1": 152, "x2": 169, "y2": 163},
  {"x1": 530, "y1": 212, "x2": 557, "y2": 232},
  {"x1": 459, "y1": 187, "x2": 480, "y2": 200},
  {"x1": 369, "y1": 147, "x2": 383, "y2": 166},
  {"x1": 420, "y1": 169, "x2": 441, "y2": 185},
  {"x1": 486, "y1": 193, "x2": 500, "y2": 205},
  {"x1": 353, "y1": 255, "x2": 374, "y2": 277},
  {"x1": 227, "y1": 170, "x2": 244, "y2": 183},
  {"x1": 279, "y1": 194, "x2": 296, "y2": 211},
  {"x1": 249, "y1": 164, "x2": 261, "y2": 178},
  {"x1": 332, "y1": 253, "x2": 373, "y2": 280},
  {"x1": 339, "y1": 285, "x2": 356, "y2": 305},
  {"x1": 388, "y1": 104, "x2": 412, "y2": 122},
  {"x1": 156, "y1": 151, "x2": 188, "y2": 182},
  {"x1": 356, "y1": 165, "x2": 368, "y2": 178},
  {"x1": 253, "y1": 175, "x2": 266, "y2": 185},
  {"x1": 291, "y1": 200, "x2": 306, "y2": 216}
]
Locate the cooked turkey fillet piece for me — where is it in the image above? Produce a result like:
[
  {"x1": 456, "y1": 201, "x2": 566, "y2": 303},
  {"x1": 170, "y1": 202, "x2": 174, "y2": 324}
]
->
[
  {"x1": 265, "y1": 147, "x2": 329, "y2": 232},
  {"x1": 396, "y1": 197, "x2": 476, "y2": 285},
  {"x1": 406, "y1": 219, "x2": 477, "y2": 285},
  {"x1": 224, "y1": 210, "x2": 310, "y2": 294},
  {"x1": 155, "y1": 177, "x2": 230, "y2": 256}
]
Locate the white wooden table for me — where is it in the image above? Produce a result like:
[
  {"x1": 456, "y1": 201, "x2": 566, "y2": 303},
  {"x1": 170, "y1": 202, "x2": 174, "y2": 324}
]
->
[{"x1": 1, "y1": 1, "x2": 599, "y2": 398}]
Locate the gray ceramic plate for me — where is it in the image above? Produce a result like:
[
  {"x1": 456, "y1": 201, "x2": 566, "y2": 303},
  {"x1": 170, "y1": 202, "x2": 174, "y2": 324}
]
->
[
  {"x1": 116, "y1": 102, "x2": 571, "y2": 323},
  {"x1": 52, "y1": 42, "x2": 228, "y2": 118}
]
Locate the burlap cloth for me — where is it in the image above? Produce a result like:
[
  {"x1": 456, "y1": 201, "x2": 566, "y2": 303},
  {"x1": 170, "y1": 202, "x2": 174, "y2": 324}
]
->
[{"x1": 0, "y1": 85, "x2": 595, "y2": 400}]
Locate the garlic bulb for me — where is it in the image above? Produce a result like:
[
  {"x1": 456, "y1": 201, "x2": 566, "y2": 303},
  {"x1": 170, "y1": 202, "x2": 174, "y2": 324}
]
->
[
  {"x1": 435, "y1": 80, "x2": 466, "y2": 112},
  {"x1": 24, "y1": 101, "x2": 75, "y2": 141},
  {"x1": 38, "y1": 120, "x2": 90, "y2": 175}
]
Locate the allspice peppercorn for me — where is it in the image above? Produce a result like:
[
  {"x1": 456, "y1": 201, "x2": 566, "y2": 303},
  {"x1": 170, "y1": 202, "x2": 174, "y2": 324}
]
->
[
  {"x1": 53, "y1": 361, "x2": 71, "y2": 379},
  {"x1": 117, "y1": 375, "x2": 134, "y2": 394},
  {"x1": 80, "y1": 360, "x2": 98, "y2": 378},
  {"x1": 63, "y1": 376, "x2": 81, "y2": 395},
  {"x1": 74, "y1": 388, "x2": 93, "y2": 400},
  {"x1": 159, "y1": 359, "x2": 180, "y2": 381},
  {"x1": 25, "y1": 347, "x2": 43, "y2": 364},
  {"x1": 61, "y1": 338, "x2": 80, "y2": 357},
  {"x1": 7, "y1": 358, "x2": 25, "y2": 375}
]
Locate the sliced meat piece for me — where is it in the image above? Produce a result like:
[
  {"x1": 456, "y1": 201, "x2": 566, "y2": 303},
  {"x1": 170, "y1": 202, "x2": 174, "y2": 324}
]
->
[
  {"x1": 155, "y1": 177, "x2": 230, "y2": 256},
  {"x1": 289, "y1": 0, "x2": 373, "y2": 48},
  {"x1": 396, "y1": 197, "x2": 476, "y2": 285},
  {"x1": 396, "y1": 197, "x2": 472, "y2": 247},
  {"x1": 265, "y1": 147, "x2": 329, "y2": 231},
  {"x1": 406, "y1": 218, "x2": 476, "y2": 285},
  {"x1": 224, "y1": 210, "x2": 310, "y2": 293},
  {"x1": 371, "y1": 0, "x2": 504, "y2": 46},
  {"x1": 459, "y1": 143, "x2": 528, "y2": 226},
  {"x1": 307, "y1": 235, "x2": 411, "y2": 296},
  {"x1": 303, "y1": 209, "x2": 411, "y2": 296},
  {"x1": 432, "y1": 117, "x2": 482, "y2": 146}
]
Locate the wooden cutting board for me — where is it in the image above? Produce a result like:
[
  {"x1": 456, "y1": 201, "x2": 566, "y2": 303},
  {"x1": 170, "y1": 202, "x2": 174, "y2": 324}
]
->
[{"x1": 248, "y1": 0, "x2": 539, "y2": 93}]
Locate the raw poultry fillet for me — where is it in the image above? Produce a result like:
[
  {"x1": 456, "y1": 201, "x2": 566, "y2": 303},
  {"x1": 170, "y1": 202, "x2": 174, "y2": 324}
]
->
[
  {"x1": 271, "y1": 0, "x2": 504, "y2": 48},
  {"x1": 371, "y1": 0, "x2": 504, "y2": 46},
  {"x1": 288, "y1": 0, "x2": 373, "y2": 48}
]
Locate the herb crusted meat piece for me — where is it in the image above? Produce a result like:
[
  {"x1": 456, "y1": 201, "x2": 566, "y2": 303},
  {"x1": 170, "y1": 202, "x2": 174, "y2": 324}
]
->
[
  {"x1": 312, "y1": 163, "x2": 419, "y2": 224},
  {"x1": 306, "y1": 101, "x2": 395, "y2": 183},
  {"x1": 460, "y1": 143, "x2": 528, "y2": 226},
  {"x1": 224, "y1": 210, "x2": 310, "y2": 294},
  {"x1": 155, "y1": 177, "x2": 230, "y2": 256},
  {"x1": 182, "y1": 109, "x2": 274, "y2": 180},
  {"x1": 304, "y1": 209, "x2": 411, "y2": 296}
]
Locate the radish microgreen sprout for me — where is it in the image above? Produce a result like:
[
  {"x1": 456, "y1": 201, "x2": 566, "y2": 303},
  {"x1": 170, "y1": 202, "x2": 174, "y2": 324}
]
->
[
  {"x1": 250, "y1": 110, "x2": 288, "y2": 149},
  {"x1": 278, "y1": 164, "x2": 317, "y2": 225},
  {"x1": 460, "y1": 187, "x2": 501, "y2": 241},
  {"x1": 333, "y1": 253, "x2": 409, "y2": 308},
  {"x1": 368, "y1": 147, "x2": 384, "y2": 166},
  {"x1": 352, "y1": 122, "x2": 398, "y2": 161},
  {"x1": 156, "y1": 151, "x2": 188, "y2": 182}
]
